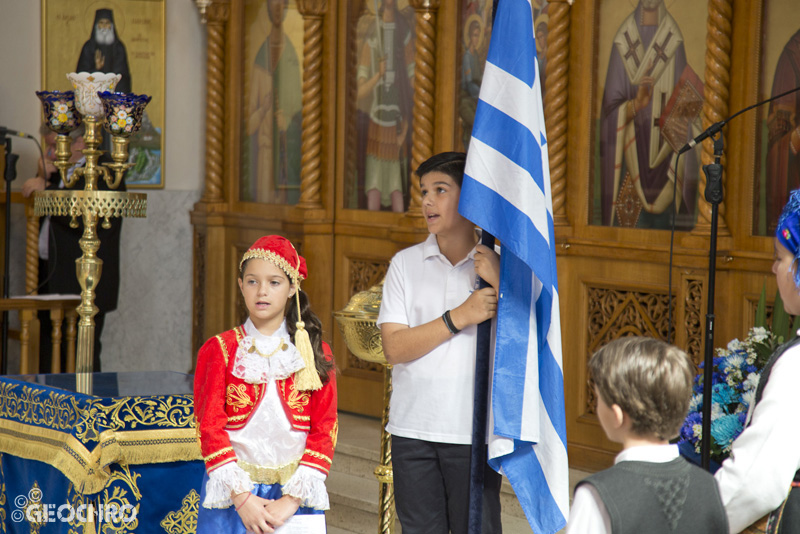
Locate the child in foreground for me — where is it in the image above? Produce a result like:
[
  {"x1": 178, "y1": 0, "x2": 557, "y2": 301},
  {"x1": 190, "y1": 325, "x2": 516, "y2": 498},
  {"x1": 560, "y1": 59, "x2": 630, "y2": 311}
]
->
[
  {"x1": 566, "y1": 337, "x2": 728, "y2": 533},
  {"x1": 194, "y1": 236, "x2": 337, "y2": 534}
]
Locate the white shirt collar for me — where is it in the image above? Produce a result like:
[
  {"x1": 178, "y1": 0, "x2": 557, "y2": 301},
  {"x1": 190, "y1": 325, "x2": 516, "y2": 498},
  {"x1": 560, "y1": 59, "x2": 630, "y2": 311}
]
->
[
  {"x1": 614, "y1": 443, "x2": 680, "y2": 464},
  {"x1": 244, "y1": 317, "x2": 289, "y2": 340},
  {"x1": 421, "y1": 232, "x2": 479, "y2": 267}
]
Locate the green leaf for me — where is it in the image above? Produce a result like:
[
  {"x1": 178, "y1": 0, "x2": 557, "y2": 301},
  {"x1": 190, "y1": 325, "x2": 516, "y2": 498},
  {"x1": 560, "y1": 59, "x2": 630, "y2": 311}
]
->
[
  {"x1": 755, "y1": 282, "x2": 768, "y2": 328},
  {"x1": 774, "y1": 290, "x2": 790, "y2": 342}
]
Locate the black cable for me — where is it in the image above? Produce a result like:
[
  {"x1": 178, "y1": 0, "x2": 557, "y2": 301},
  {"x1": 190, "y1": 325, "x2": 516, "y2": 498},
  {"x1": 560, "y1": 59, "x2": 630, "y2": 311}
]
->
[{"x1": 666, "y1": 151, "x2": 683, "y2": 345}]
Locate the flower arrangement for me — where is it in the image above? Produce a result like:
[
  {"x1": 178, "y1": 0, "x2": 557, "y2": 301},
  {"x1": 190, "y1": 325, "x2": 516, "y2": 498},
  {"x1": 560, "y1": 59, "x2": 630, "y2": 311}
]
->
[
  {"x1": 678, "y1": 326, "x2": 777, "y2": 464},
  {"x1": 679, "y1": 287, "x2": 798, "y2": 466}
]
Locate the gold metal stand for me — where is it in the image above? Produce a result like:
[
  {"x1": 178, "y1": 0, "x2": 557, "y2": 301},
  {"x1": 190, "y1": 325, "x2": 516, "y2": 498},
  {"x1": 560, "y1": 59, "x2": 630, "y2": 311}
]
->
[
  {"x1": 334, "y1": 282, "x2": 395, "y2": 534},
  {"x1": 34, "y1": 116, "x2": 146, "y2": 390}
]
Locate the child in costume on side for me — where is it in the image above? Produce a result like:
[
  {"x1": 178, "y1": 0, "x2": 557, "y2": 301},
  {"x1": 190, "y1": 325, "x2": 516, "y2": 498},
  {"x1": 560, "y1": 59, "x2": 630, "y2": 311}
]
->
[
  {"x1": 566, "y1": 337, "x2": 728, "y2": 533},
  {"x1": 194, "y1": 236, "x2": 337, "y2": 534},
  {"x1": 715, "y1": 189, "x2": 800, "y2": 533}
]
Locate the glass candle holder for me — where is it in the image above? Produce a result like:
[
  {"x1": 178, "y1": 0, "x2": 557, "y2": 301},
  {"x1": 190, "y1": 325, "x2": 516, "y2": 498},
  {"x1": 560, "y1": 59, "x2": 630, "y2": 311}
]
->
[
  {"x1": 67, "y1": 72, "x2": 122, "y2": 118},
  {"x1": 97, "y1": 91, "x2": 152, "y2": 137},
  {"x1": 35, "y1": 91, "x2": 81, "y2": 134}
]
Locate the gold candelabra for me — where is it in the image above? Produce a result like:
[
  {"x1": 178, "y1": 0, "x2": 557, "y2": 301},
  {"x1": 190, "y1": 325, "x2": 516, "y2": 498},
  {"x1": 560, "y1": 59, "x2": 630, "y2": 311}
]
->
[
  {"x1": 34, "y1": 72, "x2": 149, "y2": 391},
  {"x1": 334, "y1": 282, "x2": 395, "y2": 534}
]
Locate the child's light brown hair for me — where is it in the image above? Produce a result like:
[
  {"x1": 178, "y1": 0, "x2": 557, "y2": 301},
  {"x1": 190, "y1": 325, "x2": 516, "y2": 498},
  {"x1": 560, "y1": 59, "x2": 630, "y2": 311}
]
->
[{"x1": 589, "y1": 337, "x2": 695, "y2": 440}]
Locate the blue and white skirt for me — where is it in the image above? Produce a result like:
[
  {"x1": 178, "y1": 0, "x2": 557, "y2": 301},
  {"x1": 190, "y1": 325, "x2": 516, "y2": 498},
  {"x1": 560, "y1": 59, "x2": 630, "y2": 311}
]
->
[{"x1": 197, "y1": 472, "x2": 324, "y2": 534}]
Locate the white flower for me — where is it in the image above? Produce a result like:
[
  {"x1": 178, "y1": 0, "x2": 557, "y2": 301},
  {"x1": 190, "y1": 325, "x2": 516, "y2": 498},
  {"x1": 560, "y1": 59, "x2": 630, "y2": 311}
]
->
[
  {"x1": 749, "y1": 327, "x2": 769, "y2": 342},
  {"x1": 689, "y1": 393, "x2": 702, "y2": 412},
  {"x1": 724, "y1": 354, "x2": 745, "y2": 370},
  {"x1": 693, "y1": 423, "x2": 702, "y2": 438},
  {"x1": 726, "y1": 339, "x2": 743, "y2": 352},
  {"x1": 711, "y1": 403, "x2": 724, "y2": 420},
  {"x1": 743, "y1": 372, "x2": 760, "y2": 391},
  {"x1": 741, "y1": 389, "x2": 756, "y2": 408}
]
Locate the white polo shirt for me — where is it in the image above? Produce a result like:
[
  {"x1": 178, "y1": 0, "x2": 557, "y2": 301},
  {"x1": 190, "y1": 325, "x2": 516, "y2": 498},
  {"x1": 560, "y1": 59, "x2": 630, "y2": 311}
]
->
[{"x1": 377, "y1": 233, "x2": 479, "y2": 444}]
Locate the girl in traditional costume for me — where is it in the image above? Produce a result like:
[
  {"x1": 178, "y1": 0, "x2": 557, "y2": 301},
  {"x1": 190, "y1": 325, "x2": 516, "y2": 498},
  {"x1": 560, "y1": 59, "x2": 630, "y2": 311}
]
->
[
  {"x1": 715, "y1": 190, "x2": 800, "y2": 533},
  {"x1": 194, "y1": 235, "x2": 337, "y2": 534}
]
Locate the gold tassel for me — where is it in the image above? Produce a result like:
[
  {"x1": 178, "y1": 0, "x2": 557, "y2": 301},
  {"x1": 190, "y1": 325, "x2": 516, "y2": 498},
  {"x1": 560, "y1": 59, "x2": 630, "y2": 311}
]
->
[
  {"x1": 292, "y1": 289, "x2": 322, "y2": 391},
  {"x1": 293, "y1": 321, "x2": 322, "y2": 391}
]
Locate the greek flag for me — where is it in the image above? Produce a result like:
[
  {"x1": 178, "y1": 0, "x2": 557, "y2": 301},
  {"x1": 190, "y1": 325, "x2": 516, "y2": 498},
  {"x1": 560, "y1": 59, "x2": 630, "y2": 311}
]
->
[{"x1": 458, "y1": 0, "x2": 568, "y2": 533}]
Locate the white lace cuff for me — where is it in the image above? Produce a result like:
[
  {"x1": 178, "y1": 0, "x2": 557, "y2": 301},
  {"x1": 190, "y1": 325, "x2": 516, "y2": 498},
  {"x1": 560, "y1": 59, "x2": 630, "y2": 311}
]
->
[
  {"x1": 282, "y1": 465, "x2": 329, "y2": 510},
  {"x1": 202, "y1": 462, "x2": 255, "y2": 509}
]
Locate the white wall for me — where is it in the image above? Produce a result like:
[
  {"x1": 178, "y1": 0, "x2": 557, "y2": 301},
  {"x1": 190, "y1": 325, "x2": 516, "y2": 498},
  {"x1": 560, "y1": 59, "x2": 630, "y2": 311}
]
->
[{"x1": 0, "y1": 0, "x2": 207, "y2": 372}]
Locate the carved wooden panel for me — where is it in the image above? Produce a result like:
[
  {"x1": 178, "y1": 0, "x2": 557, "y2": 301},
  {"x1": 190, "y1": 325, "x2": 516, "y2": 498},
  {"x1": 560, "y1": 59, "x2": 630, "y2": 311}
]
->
[
  {"x1": 346, "y1": 259, "x2": 390, "y2": 372},
  {"x1": 585, "y1": 285, "x2": 675, "y2": 414},
  {"x1": 683, "y1": 276, "x2": 705, "y2": 365}
]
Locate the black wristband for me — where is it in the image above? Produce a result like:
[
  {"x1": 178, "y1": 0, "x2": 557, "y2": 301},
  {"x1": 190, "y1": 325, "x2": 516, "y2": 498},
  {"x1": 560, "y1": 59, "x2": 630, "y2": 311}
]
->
[{"x1": 442, "y1": 310, "x2": 461, "y2": 335}]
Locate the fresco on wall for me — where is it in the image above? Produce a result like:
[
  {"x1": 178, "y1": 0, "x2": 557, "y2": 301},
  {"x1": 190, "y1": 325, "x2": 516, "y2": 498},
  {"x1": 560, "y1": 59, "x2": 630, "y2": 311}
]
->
[
  {"x1": 456, "y1": 0, "x2": 549, "y2": 152},
  {"x1": 241, "y1": 0, "x2": 304, "y2": 204},
  {"x1": 591, "y1": 0, "x2": 707, "y2": 230},
  {"x1": 754, "y1": 0, "x2": 800, "y2": 236},
  {"x1": 342, "y1": 0, "x2": 415, "y2": 212}
]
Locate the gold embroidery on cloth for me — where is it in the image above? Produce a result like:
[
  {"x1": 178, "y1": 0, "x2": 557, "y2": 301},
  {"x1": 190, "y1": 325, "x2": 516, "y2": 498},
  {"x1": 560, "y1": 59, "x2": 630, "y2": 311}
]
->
[
  {"x1": 234, "y1": 326, "x2": 245, "y2": 341},
  {"x1": 331, "y1": 419, "x2": 338, "y2": 448},
  {"x1": 303, "y1": 449, "x2": 332, "y2": 465},
  {"x1": 22, "y1": 481, "x2": 46, "y2": 534},
  {"x1": 293, "y1": 415, "x2": 311, "y2": 421},
  {"x1": 204, "y1": 446, "x2": 233, "y2": 462},
  {"x1": 300, "y1": 460, "x2": 329, "y2": 474},
  {"x1": 286, "y1": 385, "x2": 311, "y2": 413},
  {"x1": 64, "y1": 464, "x2": 141, "y2": 532},
  {"x1": 160, "y1": 489, "x2": 200, "y2": 534},
  {"x1": 238, "y1": 459, "x2": 299, "y2": 485},
  {"x1": 239, "y1": 250, "x2": 304, "y2": 283},
  {"x1": 226, "y1": 384, "x2": 254, "y2": 412},
  {"x1": 0, "y1": 382, "x2": 198, "y2": 494},
  {"x1": 216, "y1": 335, "x2": 232, "y2": 366},
  {"x1": 0, "y1": 454, "x2": 5, "y2": 530}
]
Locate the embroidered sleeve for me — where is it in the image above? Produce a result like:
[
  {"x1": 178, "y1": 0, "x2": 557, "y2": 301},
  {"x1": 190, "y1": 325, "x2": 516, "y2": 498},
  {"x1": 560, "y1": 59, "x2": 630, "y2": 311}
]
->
[
  {"x1": 300, "y1": 344, "x2": 338, "y2": 476},
  {"x1": 202, "y1": 462, "x2": 255, "y2": 509},
  {"x1": 195, "y1": 333, "x2": 238, "y2": 472},
  {"x1": 282, "y1": 465, "x2": 329, "y2": 510}
]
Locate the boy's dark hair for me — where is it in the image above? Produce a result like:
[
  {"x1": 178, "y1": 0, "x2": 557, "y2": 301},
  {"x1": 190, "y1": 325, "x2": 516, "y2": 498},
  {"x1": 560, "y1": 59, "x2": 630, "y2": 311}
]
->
[
  {"x1": 415, "y1": 151, "x2": 467, "y2": 187},
  {"x1": 589, "y1": 337, "x2": 695, "y2": 440}
]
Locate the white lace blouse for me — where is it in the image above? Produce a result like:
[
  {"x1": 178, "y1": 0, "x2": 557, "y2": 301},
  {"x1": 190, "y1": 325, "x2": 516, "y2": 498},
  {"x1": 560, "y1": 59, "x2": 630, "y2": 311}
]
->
[{"x1": 202, "y1": 319, "x2": 329, "y2": 510}]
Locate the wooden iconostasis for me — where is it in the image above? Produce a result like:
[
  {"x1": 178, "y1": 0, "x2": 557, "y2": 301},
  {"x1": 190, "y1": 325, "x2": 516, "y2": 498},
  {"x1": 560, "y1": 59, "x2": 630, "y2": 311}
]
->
[{"x1": 191, "y1": 0, "x2": 800, "y2": 471}]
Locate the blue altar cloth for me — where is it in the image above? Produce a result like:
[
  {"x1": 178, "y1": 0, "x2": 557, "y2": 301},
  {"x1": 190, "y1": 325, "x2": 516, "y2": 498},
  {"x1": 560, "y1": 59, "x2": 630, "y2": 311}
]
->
[{"x1": 0, "y1": 372, "x2": 204, "y2": 533}]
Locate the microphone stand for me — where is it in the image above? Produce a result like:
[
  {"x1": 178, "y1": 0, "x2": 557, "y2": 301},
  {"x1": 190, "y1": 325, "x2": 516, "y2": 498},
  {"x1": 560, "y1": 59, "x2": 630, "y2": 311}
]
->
[
  {"x1": 671, "y1": 84, "x2": 800, "y2": 471},
  {"x1": 700, "y1": 134, "x2": 723, "y2": 471},
  {"x1": 2, "y1": 136, "x2": 19, "y2": 372}
]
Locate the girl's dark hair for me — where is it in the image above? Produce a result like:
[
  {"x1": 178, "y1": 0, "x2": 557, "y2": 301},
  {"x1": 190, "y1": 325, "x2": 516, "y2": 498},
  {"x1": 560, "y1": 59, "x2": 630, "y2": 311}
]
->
[
  {"x1": 415, "y1": 151, "x2": 467, "y2": 187},
  {"x1": 286, "y1": 289, "x2": 335, "y2": 383}
]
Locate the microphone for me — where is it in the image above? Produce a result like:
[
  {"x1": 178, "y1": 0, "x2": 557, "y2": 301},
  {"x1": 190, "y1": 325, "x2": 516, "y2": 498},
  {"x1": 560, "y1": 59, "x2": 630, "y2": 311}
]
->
[
  {"x1": 677, "y1": 84, "x2": 800, "y2": 155},
  {"x1": 0, "y1": 126, "x2": 34, "y2": 139},
  {"x1": 678, "y1": 121, "x2": 725, "y2": 155}
]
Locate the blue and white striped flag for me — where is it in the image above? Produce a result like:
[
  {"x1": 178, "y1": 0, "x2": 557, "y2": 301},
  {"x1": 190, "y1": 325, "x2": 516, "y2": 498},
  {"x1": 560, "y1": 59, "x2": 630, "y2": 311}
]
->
[{"x1": 458, "y1": 0, "x2": 568, "y2": 533}]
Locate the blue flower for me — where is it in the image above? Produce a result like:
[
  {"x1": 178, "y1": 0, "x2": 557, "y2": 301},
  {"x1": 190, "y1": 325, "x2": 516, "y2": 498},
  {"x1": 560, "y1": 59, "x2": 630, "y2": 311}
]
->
[
  {"x1": 711, "y1": 383, "x2": 738, "y2": 406},
  {"x1": 710, "y1": 413, "x2": 743, "y2": 450}
]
